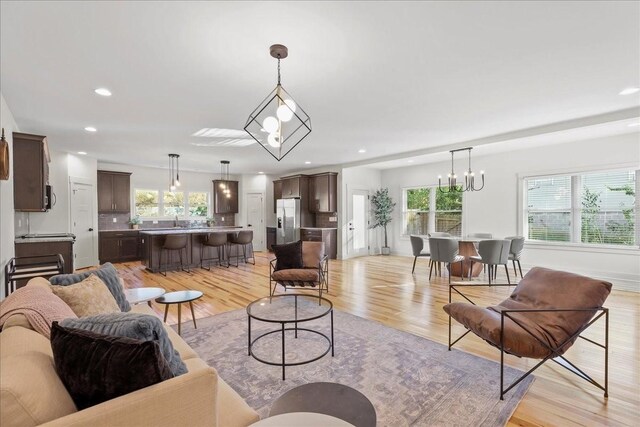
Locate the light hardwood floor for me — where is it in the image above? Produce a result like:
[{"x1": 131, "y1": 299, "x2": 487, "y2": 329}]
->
[{"x1": 115, "y1": 253, "x2": 640, "y2": 426}]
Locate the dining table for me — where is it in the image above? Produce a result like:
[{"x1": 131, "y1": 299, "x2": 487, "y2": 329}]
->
[{"x1": 422, "y1": 236, "x2": 486, "y2": 278}]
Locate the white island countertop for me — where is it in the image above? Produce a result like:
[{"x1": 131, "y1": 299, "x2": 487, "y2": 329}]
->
[{"x1": 140, "y1": 227, "x2": 242, "y2": 235}]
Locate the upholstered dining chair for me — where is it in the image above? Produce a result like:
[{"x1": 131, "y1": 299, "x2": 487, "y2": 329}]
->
[
  {"x1": 410, "y1": 235, "x2": 431, "y2": 274},
  {"x1": 428, "y1": 237, "x2": 464, "y2": 284},
  {"x1": 444, "y1": 267, "x2": 611, "y2": 400},
  {"x1": 469, "y1": 239, "x2": 511, "y2": 284},
  {"x1": 505, "y1": 236, "x2": 525, "y2": 278},
  {"x1": 270, "y1": 241, "x2": 328, "y2": 299}
]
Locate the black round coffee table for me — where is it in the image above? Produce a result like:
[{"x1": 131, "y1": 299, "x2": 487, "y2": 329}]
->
[{"x1": 270, "y1": 382, "x2": 376, "y2": 427}]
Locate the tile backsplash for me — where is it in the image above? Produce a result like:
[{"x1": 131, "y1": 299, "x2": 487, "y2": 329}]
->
[
  {"x1": 315, "y1": 212, "x2": 338, "y2": 228},
  {"x1": 98, "y1": 213, "x2": 235, "y2": 231}
]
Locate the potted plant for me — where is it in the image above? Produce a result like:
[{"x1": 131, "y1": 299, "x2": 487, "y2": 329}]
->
[
  {"x1": 370, "y1": 188, "x2": 396, "y2": 255},
  {"x1": 206, "y1": 217, "x2": 217, "y2": 227},
  {"x1": 129, "y1": 216, "x2": 142, "y2": 230}
]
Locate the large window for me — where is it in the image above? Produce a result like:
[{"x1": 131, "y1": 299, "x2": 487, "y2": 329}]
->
[
  {"x1": 134, "y1": 190, "x2": 159, "y2": 217},
  {"x1": 524, "y1": 169, "x2": 637, "y2": 246},
  {"x1": 188, "y1": 192, "x2": 208, "y2": 217},
  {"x1": 403, "y1": 186, "x2": 463, "y2": 237},
  {"x1": 134, "y1": 189, "x2": 209, "y2": 219}
]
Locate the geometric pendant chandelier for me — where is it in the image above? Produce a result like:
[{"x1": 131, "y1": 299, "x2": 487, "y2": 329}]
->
[
  {"x1": 244, "y1": 44, "x2": 312, "y2": 161},
  {"x1": 437, "y1": 147, "x2": 485, "y2": 193}
]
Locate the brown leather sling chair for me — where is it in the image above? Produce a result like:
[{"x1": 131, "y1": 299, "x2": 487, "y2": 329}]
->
[{"x1": 444, "y1": 267, "x2": 611, "y2": 400}]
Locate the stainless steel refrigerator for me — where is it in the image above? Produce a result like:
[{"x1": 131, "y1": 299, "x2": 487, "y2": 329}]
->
[{"x1": 276, "y1": 198, "x2": 301, "y2": 244}]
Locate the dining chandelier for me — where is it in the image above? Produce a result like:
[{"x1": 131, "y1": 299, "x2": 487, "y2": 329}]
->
[
  {"x1": 438, "y1": 147, "x2": 485, "y2": 193},
  {"x1": 244, "y1": 44, "x2": 312, "y2": 161},
  {"x1": 168, "y1": 153, "x2": 181, "y2": 191},
  {"x1": 218, "y1": 160, "x2": 232, "y2": 199}
]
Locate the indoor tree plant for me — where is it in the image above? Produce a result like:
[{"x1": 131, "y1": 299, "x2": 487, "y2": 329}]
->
[{"x1": 370, "y1": 188, "x2": 396, "y2": 255}]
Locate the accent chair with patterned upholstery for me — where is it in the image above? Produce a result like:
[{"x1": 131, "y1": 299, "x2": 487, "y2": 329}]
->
[
  {"x1": 270, "y1": 241, "x2": 329, "y2": 298},
  {"x1": 444, "y1": 267, "x2": 611, "y2": 400}
]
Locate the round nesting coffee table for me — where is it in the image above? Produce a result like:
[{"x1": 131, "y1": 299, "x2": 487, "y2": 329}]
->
[
  {"x1": 155, "y1": 290, "x2": 203, "y2": 336},
  {"x1": 247, "y1": 294, "x2": 334, "y2": 380},
  {"x1": 270, "y1": 382, "x2": 376, "y2": 427},
  {"x1": 125, "y1": 287, "x2": 165, "y2": 307},
  {"x1": 251, "y1": 412, "x2": 354, "y2": 426}
]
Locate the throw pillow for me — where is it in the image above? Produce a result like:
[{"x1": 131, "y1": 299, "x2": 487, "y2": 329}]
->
[
  {"x1": 61, "y1": 313, "x2": 187, "y2": 376},
  {"x1": 50, "y1": 274, "x2": 120, "y2": 317},
  {"x1": 50, "y1": 263, "x2": 131, "y2": 312},
  {"x1": 50, "y1": 322, "x2": 174, "y2": 410},
  {"x1": 272, "y1": 240, "x2": 303, "y2": 271}
]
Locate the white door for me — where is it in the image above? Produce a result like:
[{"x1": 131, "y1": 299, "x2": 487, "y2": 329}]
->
[
  {"x1": 70, "y1": 180, "x2": 96, "y2": 269},
  {"x1": 246, "y1": 193, "x2": 265, "y2": 251},
  {"x1": 348, "y1": 189, "x2": 369, "y2": 257}
]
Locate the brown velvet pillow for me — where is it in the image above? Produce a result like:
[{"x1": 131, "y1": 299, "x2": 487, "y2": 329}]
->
[
  {"x1": 50, "y1": 322, "x2": 174, "y2": 410},
  {"x1": 272, "y1": 240, "x2": 303, "y2": 271}
]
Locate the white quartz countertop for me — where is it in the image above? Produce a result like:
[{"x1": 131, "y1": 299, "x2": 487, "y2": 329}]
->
[
  {"x1": 15, "y1": 236, "x2": 75, "y2": 243},
  {"x1": 140, "y1": 227, "x2": 242, "y2": 235},
  {"x1": 300, "y1": 227, "x2": 338, "y2": 230}
]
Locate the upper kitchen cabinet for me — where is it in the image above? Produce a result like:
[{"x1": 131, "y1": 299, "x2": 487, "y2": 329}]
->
[
  {"x1": 213, "y1": 180, "x2": 239, "y2": 214},
  {"x1": 281, "y1": 175, "x2": 307, "y2": 198},
  {"x1": 273, "y1": 180, "x2": 282, "y2": 213},
  {"x1": 309, "y1": 172, "x2": 338, "y2": 213},
  {"x1": 13, "y1": 132, "x2": 50, "y2": 211},
  {"x1": 98, "y1": 170, "x2": 131, "y2": 213}
]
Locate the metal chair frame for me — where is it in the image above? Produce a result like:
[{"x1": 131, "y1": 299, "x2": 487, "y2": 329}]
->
[
  {"x1": 269, "y1": 255, "x2": 329, "y2": 300},
  {"x1": 447, "y1": 283, "x2": 609, "y2": 400}
]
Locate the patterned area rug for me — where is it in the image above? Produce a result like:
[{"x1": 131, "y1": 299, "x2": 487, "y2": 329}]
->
[{"x1": 181, "y1": 305, "x2": 533, "y2": 426}]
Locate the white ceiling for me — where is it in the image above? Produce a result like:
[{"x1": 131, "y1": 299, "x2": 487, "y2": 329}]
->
[{"x1": 1, "y1": 1, "x2": 639, "y2": 175}]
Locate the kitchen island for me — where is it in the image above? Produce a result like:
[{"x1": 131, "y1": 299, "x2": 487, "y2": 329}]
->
[{"x1": 140, "y1": 227, "x2": 242, "y2": 273}]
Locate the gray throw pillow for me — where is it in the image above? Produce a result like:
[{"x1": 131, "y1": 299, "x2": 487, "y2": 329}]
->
[
  {"x1": 61, "y1": 313, "x2": 187, "y2": 376},
  {"x1": 50, "y1": 263, "x2": 131, "y2": 312}
]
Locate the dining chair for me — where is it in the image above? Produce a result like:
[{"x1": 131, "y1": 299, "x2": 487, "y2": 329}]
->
[
  {"x1": 428, "y1": 237, "x2": 464, "y2": 284},
  {"x1": 410, "y1": 235, "x2": 430, "y2": 274},
  {"x1": 505, "y1": 236, "x2": 525, "y2": 278},
  {"x1": 469, "y1": 239, "x2": 511, "y2": 284}
]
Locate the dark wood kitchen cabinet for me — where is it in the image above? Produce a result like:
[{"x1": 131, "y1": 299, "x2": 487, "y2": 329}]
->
[
  {"x1": 213, "y1": 180, "x2": 239, "y2": 214},
  {"x1": 301, "y1": 228, "x2": 337, "y2": 259},
  {"x1": 98, "y1": 171, "x2": 131, "y2": 213},
  {"x1": 273, "y1": 180, "x2": 282, "y2": 213},
  {"x1": 14, "y1": 240, "x2": 74, "y2": 289},
  {"x1": 309, "y1": 172, "x2": 338, "y2": 213},
  {"x1": 13, "y1": 132, "x2": 50, "y2": 212},
  {"x1": 266, "y1": 227, "x2": 276, "y2": 252},
  {"x1": 99, "y1": 231, "x2": 140, "y2": 263}
]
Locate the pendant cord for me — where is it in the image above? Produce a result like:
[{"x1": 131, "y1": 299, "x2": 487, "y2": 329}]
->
[{"x1": 277, "y1": 57, "x2": 281, "y2": 85}]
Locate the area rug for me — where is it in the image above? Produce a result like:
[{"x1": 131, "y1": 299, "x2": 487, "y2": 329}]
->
[{"x1": 181, "y1": 306, "x2": 534, "y2": 426}]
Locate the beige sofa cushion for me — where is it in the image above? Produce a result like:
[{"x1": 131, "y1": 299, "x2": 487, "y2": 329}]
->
[
  {"x1": 50, "y1": 274, "x2": 120, "y2": 317},
  {"x1": 0, "y1": 327, "x2": 77, "y2": 427},
  {"x1": 218, "y1": 377, "x2": 261, "y2": 427}
]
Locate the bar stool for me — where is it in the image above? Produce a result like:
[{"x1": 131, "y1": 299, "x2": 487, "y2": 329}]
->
[
  {"x1": 160, "y1": 234, "x2": 189, "y2": 276},
  {"x1": 227, "y1": 230, "x2": 255, "y2": 267},
  {"x1": 201, "y1": 232, "x2": 228, "y2": 269}
]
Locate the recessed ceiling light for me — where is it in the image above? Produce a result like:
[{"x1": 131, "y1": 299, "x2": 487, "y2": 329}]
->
[
  {"x1": 305, "y1": 161, "x2": 311, "y2": 164},
  {"x1": 358, "y1": 149, "x2": 366, "y2": 153},
  {"x1": 77, "y1": 151, "x2": 87, "y2": 155},
  {"x1": 84, "y1": 126, "x2": 97, "y2": 132},
  {"x1": 258, "y1": 171, "x2": 264, "y2": 174},
  {"x1": 619, "y1": 87, "x2": 639, "y2": 96},
  {"x1": 94, "y1": 88, "x2": 112, "y2": 97},
  {"x1": 628, "y1": 122, "x2": 640, "y2": 127},
  {"x1": 408, "y1": 160, "x2": 414, "y2": 163}
]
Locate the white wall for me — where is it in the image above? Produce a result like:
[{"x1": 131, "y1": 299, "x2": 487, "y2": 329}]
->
[
  {"x1": 381, "y1": 133, "x2": 640, "y2": 291},
  {"x1": 341, "y1": 166, "x2": 382, "y2": 259},
  {"x1": 0, "y1": 94, "x2": 18, "y2": 298}
]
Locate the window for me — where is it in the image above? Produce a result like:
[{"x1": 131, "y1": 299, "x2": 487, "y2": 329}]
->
[
  {"x1": 402, "y1": 187, "x2": 463, "y2": 237},
  {"x1": 188, "y1": 192, "x2": 208, "y2": 217},
  {"x1": 524, "y1": 169, "x2": 637, "y2": 246},
  {"x1": 163, "y1": 191, "x2": 185, "y2": 217},
  {"x1": 134, "y1": 189, "x2": 159, "y2": 217}
]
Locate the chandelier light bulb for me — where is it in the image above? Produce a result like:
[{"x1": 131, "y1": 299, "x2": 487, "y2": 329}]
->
[
  {"x1": 438, "y1": 175, "x2": 442, "y2": 179},
  {"x1": 170, "y1": 185, "x2": 176, "y2": 191},
  {"x1": 276, "y1": 105, "x2": 293, "y2": 122},
  {"x1": 267, "y1": 132, "x2": 281, "y2": 147},
  {"x1": 226, "y1": 193, "x2": 231, "y2": 199},
  {"x1": 480, "y1": 170, "x2": 485, "y2": 175},
  {"x1": 464, "y1": 171, "x2": 468, "y2": 176},
  {"x1": 263, "y1": 116, "x2": 279, "y2": 133},
  {"x1": 175, "y1": 180, "x2": 180, "y2": 187}
]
